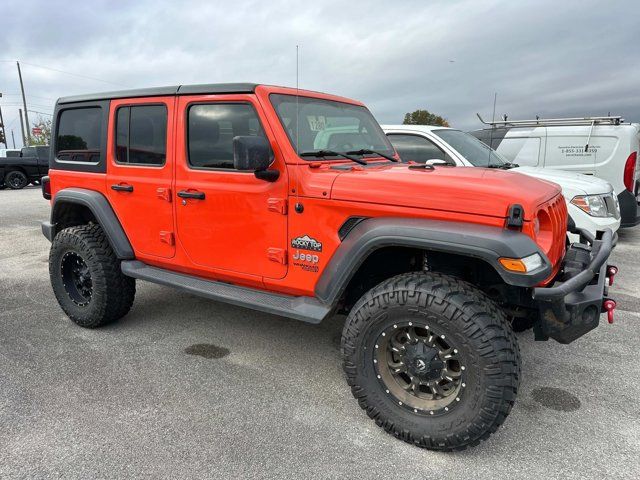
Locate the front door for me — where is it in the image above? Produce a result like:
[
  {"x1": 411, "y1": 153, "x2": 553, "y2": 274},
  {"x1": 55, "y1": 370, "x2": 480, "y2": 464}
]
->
[
  {"x1": 174, "y1": 95, "x2": 288, "y2": 279},
  {"x1": 106, "y1": 97, "x2": 176, "y2": 258}
]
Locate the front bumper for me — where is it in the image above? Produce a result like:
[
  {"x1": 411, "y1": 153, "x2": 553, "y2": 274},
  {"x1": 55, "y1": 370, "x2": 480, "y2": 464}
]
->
[{"x1": 532, "y1": 228, "x2": 615, "y2": 344}]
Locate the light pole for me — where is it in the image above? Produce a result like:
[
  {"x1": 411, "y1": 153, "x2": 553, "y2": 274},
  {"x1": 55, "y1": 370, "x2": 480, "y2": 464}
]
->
[
  {"x1": 0, "y1": 92, "x2": 7, "y2": 149},
  {"x1": 17, "y1": 61, "x2": 31, "y2": 145}
]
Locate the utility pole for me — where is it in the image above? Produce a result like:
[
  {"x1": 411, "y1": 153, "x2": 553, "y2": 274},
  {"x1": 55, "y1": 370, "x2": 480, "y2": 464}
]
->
[
  {"x1": 0, "y1": 97, "x2": 7, "y2": 148},
  {"x1": 19, "y1": 108, "x2": 26, "y2": 146},
  {"x1": 17, "y1": 61, "x2": 31, "y2": 145},
  {"x1": 11, "y1": 130, "x2": 16, "y2": 148}
]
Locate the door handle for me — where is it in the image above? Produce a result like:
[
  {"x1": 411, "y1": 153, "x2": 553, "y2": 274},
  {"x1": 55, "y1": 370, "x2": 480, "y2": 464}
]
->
[
  {"x1": 111, "y1": 184, "x2": 134, "y2": 192},
  {"x1": 177, "y1": 190, "x2": 205, "y2": 200}
]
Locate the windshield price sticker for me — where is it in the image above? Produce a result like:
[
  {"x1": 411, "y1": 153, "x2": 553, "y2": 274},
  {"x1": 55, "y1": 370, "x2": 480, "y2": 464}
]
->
[{"x1": 307, "y1": 116, "x2": 327, "y2": 132}]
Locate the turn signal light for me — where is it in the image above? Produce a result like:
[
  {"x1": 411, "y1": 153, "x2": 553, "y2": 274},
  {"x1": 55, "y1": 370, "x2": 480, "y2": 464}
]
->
[
  {"x1": 499, "y1": 258, "x2": 527, "y2": 272},
  {"x1": 499, "y1": 253, "x2": 544, "y2": 273}
]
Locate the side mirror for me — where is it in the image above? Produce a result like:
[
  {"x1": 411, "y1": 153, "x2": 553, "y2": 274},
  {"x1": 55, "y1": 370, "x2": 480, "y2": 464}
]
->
[
  {"x1": 233, "y1": 136, "x2": 271, "y2": 171},
  {"x1": 425, "y1": 158, "x2": 454, "y2": 166},
  {"x1": 233, "y1": 136, "x2": 279, "y2": 182}
]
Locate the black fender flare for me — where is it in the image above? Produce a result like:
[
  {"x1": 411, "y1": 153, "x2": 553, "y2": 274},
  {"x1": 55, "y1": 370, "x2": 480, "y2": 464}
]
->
[
  {"x1": 42, "y1": 187, "x2": 134, "y2": 259},
  {"x1": 314, "y1": 217, "x2": 551, "y2": 305}
]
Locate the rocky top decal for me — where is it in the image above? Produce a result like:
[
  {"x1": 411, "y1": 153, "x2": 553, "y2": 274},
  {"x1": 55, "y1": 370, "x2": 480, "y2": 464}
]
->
[{"x1": 291, "y1": 235, "x2": 323, "y2": 252}]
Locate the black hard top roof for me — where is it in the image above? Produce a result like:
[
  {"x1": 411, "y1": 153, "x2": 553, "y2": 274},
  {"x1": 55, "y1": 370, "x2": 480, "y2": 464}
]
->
[{"x1": 57, "y1": 83, "x2": 259, "y2": 104}]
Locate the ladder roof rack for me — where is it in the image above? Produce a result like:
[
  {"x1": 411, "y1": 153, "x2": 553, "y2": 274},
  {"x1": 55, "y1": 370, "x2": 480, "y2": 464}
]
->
[{"x1": 476, "y1": 113, "x2": 625, "y2": 128}]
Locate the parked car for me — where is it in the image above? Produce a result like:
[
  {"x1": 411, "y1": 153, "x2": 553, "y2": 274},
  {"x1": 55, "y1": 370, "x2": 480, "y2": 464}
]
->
[
  {"x1": 42, "y1": 83, "x2": 616, "y2": 451},
  {"x1": 0, "y1": 145, "x2": 50, "y2": 189},
  {"x1": 470, "y1": 116, "x2": 639, "y2": 228},
  {"x1": 382, "y1": 125, "x2": 621, "y2": 243}
]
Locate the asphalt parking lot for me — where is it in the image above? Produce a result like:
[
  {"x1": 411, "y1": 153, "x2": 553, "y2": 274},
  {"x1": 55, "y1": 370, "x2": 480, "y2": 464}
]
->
[{"x1": 1, "y1": 187, "x2": 639, "y2": 479}]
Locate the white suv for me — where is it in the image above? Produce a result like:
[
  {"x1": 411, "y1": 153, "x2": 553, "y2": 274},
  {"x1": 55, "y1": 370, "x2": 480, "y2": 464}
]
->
[
  {"x1": 470, "y1": 116, "x2": 639, "y2": 228},
  {"x1": 383, "y1": 125, "x2": 621, "y2": 242}
]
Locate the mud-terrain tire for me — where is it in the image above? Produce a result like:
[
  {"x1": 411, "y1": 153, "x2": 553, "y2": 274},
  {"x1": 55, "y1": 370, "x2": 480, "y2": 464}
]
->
[
  {"x1": 341, "y1": 272, "x2": 520, "y2": 451},
  {"x1": 49, "y1": 224, "x2": 135, "y2": 328},
  {"x1": 5, "y1": 170, "x2": 28, "y2": 189}
]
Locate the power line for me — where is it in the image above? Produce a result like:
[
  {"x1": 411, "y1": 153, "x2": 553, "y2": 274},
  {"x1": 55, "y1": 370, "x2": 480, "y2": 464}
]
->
[
  {"x1": 29, "y1": 110, "x2": 53, "y2": 117},
  {"x1": 2, "y1": 93, "x2": 58, "y2": 101},
  {"x1": 0, "y1": 59, "x2": 128, "y2": 87}
]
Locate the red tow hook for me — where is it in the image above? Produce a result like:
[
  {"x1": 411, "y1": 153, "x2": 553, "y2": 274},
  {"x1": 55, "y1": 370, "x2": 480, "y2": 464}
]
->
[
  {"x1": 607, "y1": 265, "x2": 619, "y2": 286},
  {"x1": 603, "y1": 299, "x2": 617, "y2": 324}
]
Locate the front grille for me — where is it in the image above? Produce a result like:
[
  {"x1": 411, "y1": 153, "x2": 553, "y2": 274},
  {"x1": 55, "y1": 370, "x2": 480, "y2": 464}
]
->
[{"x1": 541, "y1": 194, "x2": 567, "y2": 268}]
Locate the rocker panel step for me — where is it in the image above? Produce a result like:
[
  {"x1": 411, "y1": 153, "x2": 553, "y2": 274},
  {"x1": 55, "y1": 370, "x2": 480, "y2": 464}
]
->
[{"x1": 120, "y1": 260, "x2": 330, "y2": 323}]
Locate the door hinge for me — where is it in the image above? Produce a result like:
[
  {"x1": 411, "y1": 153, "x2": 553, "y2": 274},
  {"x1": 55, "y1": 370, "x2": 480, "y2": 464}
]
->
[
  {"x1": 160, "y1": 231, "x2": 175, "y2": 246},
  {"x1": 268, "y1": 198, "x2": 287, "y2": 215},
  {"x1": 157, "y1": 187, "x2": 172, "y2": 202},
  {"x1": 267, "y1": 247, "x2": 287, "y2": 264}
]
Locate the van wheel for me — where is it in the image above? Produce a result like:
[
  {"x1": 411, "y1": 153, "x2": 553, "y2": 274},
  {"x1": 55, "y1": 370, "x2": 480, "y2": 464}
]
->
[
  {"x1": 341, "y1": 272, "x2": 520, "y2": 451},
  {"x1": 6, "y1": 170, "x2": 28, "y2": 189},
  {"x1": 49, "y1": 224, "x2": 136, "y2": 328}
]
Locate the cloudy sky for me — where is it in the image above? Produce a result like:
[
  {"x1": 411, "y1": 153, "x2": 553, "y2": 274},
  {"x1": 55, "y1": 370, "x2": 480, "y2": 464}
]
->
[{"x1": 1, "y1": 0, "x2": 639, "y2": 148}]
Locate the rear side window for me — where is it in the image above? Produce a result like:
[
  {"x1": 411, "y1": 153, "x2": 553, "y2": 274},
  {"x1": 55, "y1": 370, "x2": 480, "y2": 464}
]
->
[
  {"x1": 56, "y1": 107, "x2": 102, "y2": 163},
  {"x1": 115, "y1": 105, "x2": 167, "y2": 165},
  {"x1": 187, "y1": 103, "x2": 265, "y2": 170},
  {"x1": 387, "y1": 133, "x2": 447, "y2": 163}
]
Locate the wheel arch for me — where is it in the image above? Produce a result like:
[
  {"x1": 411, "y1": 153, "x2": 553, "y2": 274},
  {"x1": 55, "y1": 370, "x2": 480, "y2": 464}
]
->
[
  {"x1": 315, "y1": 217, "x2": 551, "y2": 308},
  {"x1": 44, "y1": 188, "x2": 134, "y2": 259}
]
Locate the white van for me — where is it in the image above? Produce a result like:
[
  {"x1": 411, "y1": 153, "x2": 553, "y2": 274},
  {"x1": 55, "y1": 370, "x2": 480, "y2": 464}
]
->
[
  {"x1": 382, "y1": 125, "x2": 621, "y2": 242},
  {"x1": 469, "y1": 116, "x2": 639, "y2": 228}
]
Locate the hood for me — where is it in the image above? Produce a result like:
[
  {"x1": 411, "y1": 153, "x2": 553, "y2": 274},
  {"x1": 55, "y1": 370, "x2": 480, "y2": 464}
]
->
[
  {"x1": 330, "y1": 164, "x2": 560, "y2": 220},
  {"x1": 513, "y1": 166, "x2": 613, "y2": 198}
]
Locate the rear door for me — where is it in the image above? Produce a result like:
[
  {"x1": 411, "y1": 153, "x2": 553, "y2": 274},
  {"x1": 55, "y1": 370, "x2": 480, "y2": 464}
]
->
[
  {"x1": 173, "y1": 94, "x2": 288, "y2": 280},
  {"x1": 106, "y1": 97, "x2": 176, "y2": 259}
]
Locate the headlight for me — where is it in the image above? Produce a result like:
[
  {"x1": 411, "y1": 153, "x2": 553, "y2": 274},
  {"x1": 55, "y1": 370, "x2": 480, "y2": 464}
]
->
[
  {"x1": 612, "y1": 193, "x2": 621, "y2": 217},
  {"x1": 570, "y1": 194, "x2": 610, "y2": 217}
]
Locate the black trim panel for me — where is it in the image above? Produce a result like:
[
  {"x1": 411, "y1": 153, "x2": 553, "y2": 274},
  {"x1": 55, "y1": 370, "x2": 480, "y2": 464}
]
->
[
  {"x1": 315, "y1": 217, "x2": 551, "y2": 305},
  {"x1": 45, "y1": 188, "x2": 134, "y2": 259}
]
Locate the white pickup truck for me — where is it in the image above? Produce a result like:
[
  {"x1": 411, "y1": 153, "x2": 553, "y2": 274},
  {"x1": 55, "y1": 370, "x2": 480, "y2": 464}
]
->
[{"x1": 383, "y1": 125, "x2": 621, "y2": 242}]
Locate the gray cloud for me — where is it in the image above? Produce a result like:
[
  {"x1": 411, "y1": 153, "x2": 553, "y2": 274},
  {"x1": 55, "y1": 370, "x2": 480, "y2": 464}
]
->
[{"x1": 1, "y1": 0, "x2": 639, "y2": 147}]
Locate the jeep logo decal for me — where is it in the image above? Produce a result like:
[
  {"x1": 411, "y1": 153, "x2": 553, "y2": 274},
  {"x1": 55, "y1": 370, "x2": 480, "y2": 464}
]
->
[{"x1": 291, "y1": 234, "x2": 322, "y2": 252}]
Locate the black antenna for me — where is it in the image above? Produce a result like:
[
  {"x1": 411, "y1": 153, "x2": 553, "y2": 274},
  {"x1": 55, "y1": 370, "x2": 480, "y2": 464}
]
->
[
  {"x1": 294, "y1": 45, "x2": 303, "y2": 214},
  {"x1": 487, "y1": 92, "x2": 497, "y2": 166}
]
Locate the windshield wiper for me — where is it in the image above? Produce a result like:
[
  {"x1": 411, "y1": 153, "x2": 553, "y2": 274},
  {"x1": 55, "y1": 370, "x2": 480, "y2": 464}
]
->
[
  {"x1": 299, "y1": 150, "x2": 368, "y2": 166},
  {"x1": 346, "y1": 148, "x2": 399, "y2": 162}
]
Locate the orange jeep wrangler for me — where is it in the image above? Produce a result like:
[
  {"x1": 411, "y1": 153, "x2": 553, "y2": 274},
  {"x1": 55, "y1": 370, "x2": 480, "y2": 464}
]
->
[{"x1": 41, "y1": 83, "x2": 617, "y2": 450}]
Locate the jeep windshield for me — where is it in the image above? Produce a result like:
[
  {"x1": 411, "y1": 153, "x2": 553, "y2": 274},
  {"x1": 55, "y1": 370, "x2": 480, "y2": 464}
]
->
[
  {"x1": 270, "y1": 94, "x2": 395, "y2": 161},
  {"x1": 432, "y1": 129, "x2": 511, "y2": 168}
]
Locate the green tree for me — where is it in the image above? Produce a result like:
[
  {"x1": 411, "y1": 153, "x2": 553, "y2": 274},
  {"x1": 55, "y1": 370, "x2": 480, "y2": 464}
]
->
[
  {"x1": 402, "y1": 109, "x2": 450, "y2": 127},
  {"x1": 30, "y1": 117, "x2": 52, "y2": 146}
]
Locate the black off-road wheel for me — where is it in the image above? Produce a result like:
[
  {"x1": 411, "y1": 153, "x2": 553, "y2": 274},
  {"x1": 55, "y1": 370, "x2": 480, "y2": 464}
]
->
[
  {"x1": 341, "y1": 272, "x2": 521, "y2": 451},
  {"x1": 49, "y1": 224, "x2": 136, "y2": 328},
  {"x1": 5, "y1": 170, "x2": 29, "y2": 190}
]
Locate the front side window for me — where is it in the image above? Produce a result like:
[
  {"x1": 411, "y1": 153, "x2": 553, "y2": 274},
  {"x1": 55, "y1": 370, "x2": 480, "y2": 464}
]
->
[
  {"x1": 187, "y1": 103, "x2": 265, "y2": 170},
  {"x1": 115, "y1": 105, "x2": 167, "y2": 165},
  {"x1": 270, "y1": 94, "x2": 394, "y2": 159},
  {"x1": 387, "y1": 134, "x2": 448, "y2": 163},
  {"x1": 432, "y1": 129, "x2": 507, "y2": 167},
  {"x1": 56, "y1": 107, "x2": 102, "y2": 163}
]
